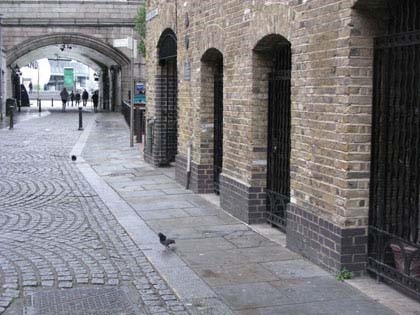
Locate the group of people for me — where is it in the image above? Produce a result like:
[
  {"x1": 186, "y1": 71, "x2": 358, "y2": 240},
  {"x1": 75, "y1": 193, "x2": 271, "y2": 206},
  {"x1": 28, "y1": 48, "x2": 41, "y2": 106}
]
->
[{"x1": 60, "y1": 88, "x2": 99, "y2": 112}]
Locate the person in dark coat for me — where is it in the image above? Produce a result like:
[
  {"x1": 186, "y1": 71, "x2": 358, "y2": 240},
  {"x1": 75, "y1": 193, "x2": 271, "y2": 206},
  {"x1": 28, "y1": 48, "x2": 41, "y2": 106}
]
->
[
  {"x1": 75, "y1": 91, "x2": 81, "y2": 107},
  {"x1": 82, "y1": 89, "x2": 89, "y2": 107},
  {"x1": 29, "y1": 82, "x2": 33, "y2": 94},
  {"x1": 60, "y1": 88, "x2": 69, "y2": 112},
  {"x1": 92, "y1": 91, "x2": 99, "y2": 113},
  {"x1": 70, "y1": 91, "x2": 74, "y2": 107}
]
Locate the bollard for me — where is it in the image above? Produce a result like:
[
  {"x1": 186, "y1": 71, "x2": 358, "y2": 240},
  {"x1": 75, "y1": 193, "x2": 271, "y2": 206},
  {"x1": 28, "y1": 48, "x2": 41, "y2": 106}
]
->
[
  {"x1": 38, "y1": 99, "x2": 41, "y2": 113},
  {"x1": 51, "y1": 98, "x2": 54, "y2": 107},
  {"x1": 9, "y1": 109, "x2": 13, "y2": 130},
  {"x1": 78, "y1": 107, "x2": 83, "y2": 131}
]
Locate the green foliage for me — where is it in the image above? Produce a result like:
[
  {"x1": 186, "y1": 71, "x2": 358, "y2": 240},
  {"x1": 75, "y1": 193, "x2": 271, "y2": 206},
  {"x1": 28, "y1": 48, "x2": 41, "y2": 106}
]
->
[
  {"x1": 134, "y1": 5, "x2": 146, "y2": 57},
  {"x1": 336, "y1": 268, "x2": 352, "y2": 282}
]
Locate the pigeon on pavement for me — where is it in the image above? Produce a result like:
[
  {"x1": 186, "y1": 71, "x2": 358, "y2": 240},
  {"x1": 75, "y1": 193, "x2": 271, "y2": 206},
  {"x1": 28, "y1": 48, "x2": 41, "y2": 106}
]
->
[{"x1": 158, "y1": 232, "x2": 175, "y2": 249}]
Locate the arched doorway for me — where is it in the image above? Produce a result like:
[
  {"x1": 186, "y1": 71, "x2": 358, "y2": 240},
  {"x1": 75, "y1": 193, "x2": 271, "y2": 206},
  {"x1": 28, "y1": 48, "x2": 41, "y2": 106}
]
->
[
  {"x1": 253, "y1": 34, "x2": 291, "y2": 230},
  {"x1": 201, "y1": 48, "x2": 223, "y2": 194},
  {"x1": 366, "y1": 0, "x2": 420, "y2": 299},
  {"x1": 156, "y1": 29, "x2": 177, "y2": 166}
]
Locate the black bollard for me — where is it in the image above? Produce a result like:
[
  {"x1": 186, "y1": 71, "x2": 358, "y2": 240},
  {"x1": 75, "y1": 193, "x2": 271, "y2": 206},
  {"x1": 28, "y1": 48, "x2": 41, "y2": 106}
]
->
[
  {"x1": 78, "y1": 107, "x2": 83, "y2": 131},
  {"x1": 9, "y1": 109, "x2": 13, "y2": 130},
  {"x1": 51, "y1": 98, "x2": 54, "y2": 107},
  {"x1": 38, "y1": 99, "x2": 41, "y2": 113}
]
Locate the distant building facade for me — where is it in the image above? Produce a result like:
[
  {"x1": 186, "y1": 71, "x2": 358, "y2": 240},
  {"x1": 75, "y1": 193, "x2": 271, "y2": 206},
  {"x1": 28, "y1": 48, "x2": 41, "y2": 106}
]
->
[
  {"x1": 145, "y1": 0, "x2": 420, "y2": 299},
  {"x1": 46, "y1": 59, "x2": 90, "y2": 92}
]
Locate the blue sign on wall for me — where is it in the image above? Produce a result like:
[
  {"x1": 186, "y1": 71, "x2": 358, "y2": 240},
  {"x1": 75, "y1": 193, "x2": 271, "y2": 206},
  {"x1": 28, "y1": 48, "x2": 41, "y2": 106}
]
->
[{"x1": 134, "y1": 83, "x2": 146, "y2": 104}]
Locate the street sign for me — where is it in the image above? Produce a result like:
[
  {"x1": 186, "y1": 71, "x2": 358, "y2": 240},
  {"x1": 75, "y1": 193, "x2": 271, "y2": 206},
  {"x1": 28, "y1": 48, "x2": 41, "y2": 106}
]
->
[
  {"x1": 63, "y1": 68, "x2": 74, "y2": 89},
  {"x1": 146, "y1": 8, "x2": 158, "y2": 22}
]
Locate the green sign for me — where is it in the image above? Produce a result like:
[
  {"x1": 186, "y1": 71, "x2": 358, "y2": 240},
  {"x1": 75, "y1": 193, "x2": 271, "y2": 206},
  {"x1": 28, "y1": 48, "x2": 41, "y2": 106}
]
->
[{"x1": 63, "y1": 68, "x2": 74, "y2": 89}]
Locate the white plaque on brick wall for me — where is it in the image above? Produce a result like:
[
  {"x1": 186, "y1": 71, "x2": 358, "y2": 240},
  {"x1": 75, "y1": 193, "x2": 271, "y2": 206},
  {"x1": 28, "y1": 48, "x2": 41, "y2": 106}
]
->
[
  {"x1": 184, "y1": 60, "x2": 191, "y2": 81},
  {"x1": 146, "y1": 8, "x2": 159, "y2": 22}
]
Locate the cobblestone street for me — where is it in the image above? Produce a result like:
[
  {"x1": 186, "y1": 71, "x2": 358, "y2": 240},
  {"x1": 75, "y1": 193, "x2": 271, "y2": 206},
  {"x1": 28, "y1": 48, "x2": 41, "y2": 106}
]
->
[
  {"x1": 0, "y1": 108, "x2": 418, "y2": 315},
  {"x1": 0, "y1": 109, "x2": 189, "y2": 314}
]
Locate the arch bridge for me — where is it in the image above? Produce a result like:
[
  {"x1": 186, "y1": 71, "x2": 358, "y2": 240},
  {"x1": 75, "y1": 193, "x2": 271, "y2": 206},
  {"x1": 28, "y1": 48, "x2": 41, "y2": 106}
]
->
[{"x1": 0, "y1": 0, "x2": 143, "y2": 112}]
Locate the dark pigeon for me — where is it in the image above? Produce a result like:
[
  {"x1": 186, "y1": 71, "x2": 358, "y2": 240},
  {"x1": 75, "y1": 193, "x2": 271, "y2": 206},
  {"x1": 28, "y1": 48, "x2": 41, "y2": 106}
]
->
[{"x1": 158, "y1": 232, "x2": 175, "y2": 249}]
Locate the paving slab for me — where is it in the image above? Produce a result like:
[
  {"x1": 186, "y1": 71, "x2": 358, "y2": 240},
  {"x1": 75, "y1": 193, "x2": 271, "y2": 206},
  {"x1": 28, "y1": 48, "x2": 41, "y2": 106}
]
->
[
  {"x1": 174, "y1": 237, "x2": 236, "y2": 253},
  {"x1": 235, "y1": 297, "x2": 397, "y2": 315},
  {"x1": 223, "y1": 233, "x2": 278, "y2": 248},
  {"x1": 158, "y1": 266, "x2": 217, "y2": 301},
  {"x1": 178, "y1": 246, "x2": 300, "y2": 267},
  {"x1": 214, "y1": 282, "x2": 291, "y2": 310},
  {"x1": 193, "y1": 263, "x2": 278, "y2": 287},
  {"x1": 137, "y1": 208, "x2": 192, "y2": 220},
  {"x1": 270, "y1": 276, "x2": 367, "y2": 303},
  {"x1": 261, "y1": 259, "x2": 330, "y2": 279},
  {"x1": 146, "y1": 216, "x2": 235, "y2": 230}
]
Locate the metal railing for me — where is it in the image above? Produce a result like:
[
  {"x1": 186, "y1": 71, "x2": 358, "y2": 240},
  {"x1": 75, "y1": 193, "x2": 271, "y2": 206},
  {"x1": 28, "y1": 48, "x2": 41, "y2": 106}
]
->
[{"x1": 121, "y1": 101, "x2": 145, "y2": 143}]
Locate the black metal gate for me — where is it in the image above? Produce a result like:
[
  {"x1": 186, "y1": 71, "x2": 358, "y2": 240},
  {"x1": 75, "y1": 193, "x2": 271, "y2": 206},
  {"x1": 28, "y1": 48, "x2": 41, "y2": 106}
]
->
[
  {"x1": 158, "y1": 30, "x2": 178, "y2": 165},
  {"x1": 163, "y1": 60, "x2": 177, "y2": 164},
  {"x1": 213, "y1": 64, "x2": 223, "y2": 194},
  {"x1": 266, "y1": 45, "x2": 291, "y2": 229},
  {"x1": 368, "y1": 0, "x2": 420, "y2": 300}
]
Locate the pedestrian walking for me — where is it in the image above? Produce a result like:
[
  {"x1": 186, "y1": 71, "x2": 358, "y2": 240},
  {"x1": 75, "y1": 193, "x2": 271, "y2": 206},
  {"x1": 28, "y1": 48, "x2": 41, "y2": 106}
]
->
[
  {"x1": 60, "y1": 87, "x2": 69, "y2": 112},
  {"x1": 82, "y1": 89, "x2": 89, "y2": 107},
  {"x1": 70, "y1": 91, "x2": 74, "y2": 107},
  {"x1": 29, "y1": 82, "x2": 33, "y2": 94},
  {"x1": 75, "y1": 91, "x2": 81, "y2": 107},
  {"x1": 92, "y1": 91, "x2": 99, "y2": 113}
]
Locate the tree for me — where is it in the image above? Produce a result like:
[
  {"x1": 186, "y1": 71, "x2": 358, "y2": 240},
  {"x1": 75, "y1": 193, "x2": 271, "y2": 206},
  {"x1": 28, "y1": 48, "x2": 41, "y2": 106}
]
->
[{"x1": 135, "y1": 5, "x2": 146, "y2": 57}]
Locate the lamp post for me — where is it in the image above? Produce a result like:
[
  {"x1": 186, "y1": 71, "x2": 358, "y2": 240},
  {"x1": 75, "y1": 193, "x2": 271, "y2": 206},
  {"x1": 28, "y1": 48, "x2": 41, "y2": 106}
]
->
[
  {"x1": 36, "y1": 61, "x2": 40, "y2": 110},
  {"x1": 130, "y1": 30, "x2": 134, "y2": 147}
]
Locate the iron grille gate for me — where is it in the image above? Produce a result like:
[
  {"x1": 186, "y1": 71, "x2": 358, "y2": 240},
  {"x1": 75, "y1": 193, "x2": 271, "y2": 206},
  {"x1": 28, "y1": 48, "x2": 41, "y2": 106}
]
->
[
  {"x1": 213, "y1": 65, "x2": 223, "y2": 194},
  {"x1": 157, "y1": 30, "x2": 178, "y2": 165},
  {"x1": 266, "y1": 46, "x2": 291, "y2": 229},
  {"x1": 368, "y1": 0, "x2": 420, "y2": 299},
  {"x1": 163, "y1": 59, "x2": 178, "y2": 164}
]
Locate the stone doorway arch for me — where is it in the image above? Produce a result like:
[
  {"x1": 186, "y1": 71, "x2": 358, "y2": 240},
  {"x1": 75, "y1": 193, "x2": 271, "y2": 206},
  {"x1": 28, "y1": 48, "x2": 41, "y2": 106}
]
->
[
  {"x1": 200, "y1": 48, "x2": 224, "y2": 194},
  {"x1": 146, "y1": 28, "x2": 178, "y2": 166},
  {"x1": 253, "y1": 34, "x2": 292, "y2": 230}
]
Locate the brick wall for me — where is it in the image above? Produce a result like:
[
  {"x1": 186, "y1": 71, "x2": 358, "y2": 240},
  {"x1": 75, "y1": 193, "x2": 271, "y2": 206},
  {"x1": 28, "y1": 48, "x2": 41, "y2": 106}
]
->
[{"x1": 146, "y1": 0, "x2": 378, "y2": 274}]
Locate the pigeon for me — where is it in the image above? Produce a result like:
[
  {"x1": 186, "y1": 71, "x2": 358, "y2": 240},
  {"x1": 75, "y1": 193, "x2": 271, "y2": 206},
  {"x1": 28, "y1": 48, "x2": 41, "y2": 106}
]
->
[{"x1": 158, "y1": 232, "x2": 175, "y2": 249}]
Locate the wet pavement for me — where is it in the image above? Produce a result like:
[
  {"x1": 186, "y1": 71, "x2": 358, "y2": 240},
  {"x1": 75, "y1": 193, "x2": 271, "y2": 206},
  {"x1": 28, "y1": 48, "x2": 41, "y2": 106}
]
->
[{"x1": 0, "y1": 107, "x2": 418, "y2": 314}]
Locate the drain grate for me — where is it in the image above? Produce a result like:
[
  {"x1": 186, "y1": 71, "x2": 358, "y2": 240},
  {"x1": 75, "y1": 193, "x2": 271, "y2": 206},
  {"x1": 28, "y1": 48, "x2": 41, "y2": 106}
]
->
[{"x1": 25, "y1": 287, "x2": 142, "y2": 315}]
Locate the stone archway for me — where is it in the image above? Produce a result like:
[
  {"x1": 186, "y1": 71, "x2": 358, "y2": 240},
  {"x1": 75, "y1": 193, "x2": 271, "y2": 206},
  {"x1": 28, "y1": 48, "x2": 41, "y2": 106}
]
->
[
  {"x1": 200, "y1": 48, "x2": 224, "y2": 194},
  {"x1": 5, "y1": 33, "x2": 130, "y2": 112},
  {"x1": 145, "y1": 28, "x2": 178, "y2": 166}
]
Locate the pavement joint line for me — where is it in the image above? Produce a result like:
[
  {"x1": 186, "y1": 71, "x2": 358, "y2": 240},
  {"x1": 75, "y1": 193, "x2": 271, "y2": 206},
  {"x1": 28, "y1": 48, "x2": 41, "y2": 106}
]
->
[
  {"x1": 72, "y1": 117, "x2": 222, "y2": 307},
  {"x1": 69, "y1": 113, "x2": 95, "y2": 158}
]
